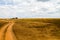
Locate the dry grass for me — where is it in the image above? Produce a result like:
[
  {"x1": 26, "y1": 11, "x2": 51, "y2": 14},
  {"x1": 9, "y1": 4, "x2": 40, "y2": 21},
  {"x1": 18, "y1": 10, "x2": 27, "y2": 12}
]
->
[
  {"x1": 12, "y1": 18, "x2": 60, "y2": 40},
  {"x1": 0, "y1": 18, "x2": 60, "y2": 40},
  {"x1": 0, "y1": 19, "x2": 8, "y2": 29}
]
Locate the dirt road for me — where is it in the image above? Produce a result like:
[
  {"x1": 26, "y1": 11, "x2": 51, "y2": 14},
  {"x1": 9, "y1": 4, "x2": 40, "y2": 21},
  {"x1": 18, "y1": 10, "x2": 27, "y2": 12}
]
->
[{"x1": 0, "y1": 22, "x2": 17, "y2": 40}]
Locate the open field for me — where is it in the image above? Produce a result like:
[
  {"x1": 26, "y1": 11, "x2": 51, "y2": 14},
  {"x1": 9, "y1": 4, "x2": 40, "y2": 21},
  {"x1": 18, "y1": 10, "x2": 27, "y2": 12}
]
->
[
  {"x1": 0, "y1": 18, "x2": 60, "y2": 40},
  {"x1": 0, "y1": 19, "x2": 8, "y2": 29}
]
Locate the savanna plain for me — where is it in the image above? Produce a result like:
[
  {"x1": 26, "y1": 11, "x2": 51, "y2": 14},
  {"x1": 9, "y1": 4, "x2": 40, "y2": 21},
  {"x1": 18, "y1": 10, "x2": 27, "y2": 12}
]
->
[{"x1": 0, "y1": 18, "x2": 60, "y2": 40}]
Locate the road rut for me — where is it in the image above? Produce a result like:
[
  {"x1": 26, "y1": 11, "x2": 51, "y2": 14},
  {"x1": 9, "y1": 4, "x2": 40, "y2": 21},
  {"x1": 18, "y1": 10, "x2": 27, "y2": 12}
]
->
[{"x1": 0, "y1": 22, "x2": 17, "y2": 40}]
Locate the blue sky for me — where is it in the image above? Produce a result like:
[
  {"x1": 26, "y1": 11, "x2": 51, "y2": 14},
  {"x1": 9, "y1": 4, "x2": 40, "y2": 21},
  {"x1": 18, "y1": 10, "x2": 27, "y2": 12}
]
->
[{"x1": 0, "y1": 0, "x2": 60, "y2": 18}]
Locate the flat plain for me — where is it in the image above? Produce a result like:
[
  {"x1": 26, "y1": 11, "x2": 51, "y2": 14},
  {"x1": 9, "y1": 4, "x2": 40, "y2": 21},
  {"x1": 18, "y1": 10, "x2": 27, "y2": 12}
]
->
[{"x1": 0, "y1": 18, "x2": 60, "y2": 40}]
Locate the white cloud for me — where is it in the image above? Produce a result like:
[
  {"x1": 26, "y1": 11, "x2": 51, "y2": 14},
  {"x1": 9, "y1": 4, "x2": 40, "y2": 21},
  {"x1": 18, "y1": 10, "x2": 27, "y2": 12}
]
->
[
  {"x1": 37, "y1": 0, "x2": 50, "y2": 2},
  {"x1": 0, "y1": 5, "x2": 17, "y2": 18},
  {"x1": 0, "y1": 0, "x2": 60, "y2": 18}
]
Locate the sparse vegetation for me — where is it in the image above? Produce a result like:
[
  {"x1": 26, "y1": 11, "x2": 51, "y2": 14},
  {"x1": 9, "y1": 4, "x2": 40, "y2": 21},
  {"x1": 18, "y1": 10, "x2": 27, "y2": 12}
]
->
[
  {"x1": 0, "y1": 18, "x2": 60, "y2": 40},
  {"x1": 0, "y1": 20, "x2": 8, "y2": 28},
  {"x1": 12, "y1": 18, "x2": 60, "y2": 40}
]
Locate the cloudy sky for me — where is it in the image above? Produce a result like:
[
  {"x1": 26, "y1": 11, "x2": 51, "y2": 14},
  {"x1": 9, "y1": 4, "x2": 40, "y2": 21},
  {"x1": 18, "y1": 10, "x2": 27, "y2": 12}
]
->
[{"x1": 0, "y1": 0, "x2": 60, "y2": 18}]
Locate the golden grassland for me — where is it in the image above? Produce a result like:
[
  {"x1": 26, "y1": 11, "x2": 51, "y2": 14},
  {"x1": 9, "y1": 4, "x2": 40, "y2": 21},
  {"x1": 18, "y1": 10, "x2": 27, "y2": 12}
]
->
[
  {"x1": 0, "y1": 19, "x2": 8, "y2": 28},
  {"x1": 0, "y1": 18, "x2": 60, "y2": 40}
]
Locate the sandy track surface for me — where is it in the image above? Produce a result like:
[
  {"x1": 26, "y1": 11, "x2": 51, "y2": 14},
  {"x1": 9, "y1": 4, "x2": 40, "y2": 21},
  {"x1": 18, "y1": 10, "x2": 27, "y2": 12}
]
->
[{"x1": 0, "y1": 22, "x2": 17, "y2": 40}]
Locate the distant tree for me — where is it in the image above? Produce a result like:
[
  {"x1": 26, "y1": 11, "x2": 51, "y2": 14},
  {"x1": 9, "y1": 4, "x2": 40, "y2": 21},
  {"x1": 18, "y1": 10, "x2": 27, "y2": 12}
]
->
[
  {"x1": 15, "y1": 17, "x2": 18, "y2": 19},
  {"x1": 11, "y1": 17, "x2": 18, "y2": 19}
]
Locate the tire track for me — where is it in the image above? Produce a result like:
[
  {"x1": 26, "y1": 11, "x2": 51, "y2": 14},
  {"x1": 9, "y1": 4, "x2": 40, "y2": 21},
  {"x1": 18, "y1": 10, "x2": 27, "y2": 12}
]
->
[
  {"x1": 0, "y1": 22, "x2": 17, "y2": 40},
  {"x1": 5, "y1": 22, "x2": 17, "y2": 40},
  {"x1": 0, "y1": 23, "x2": 11, "y2": 40}
]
